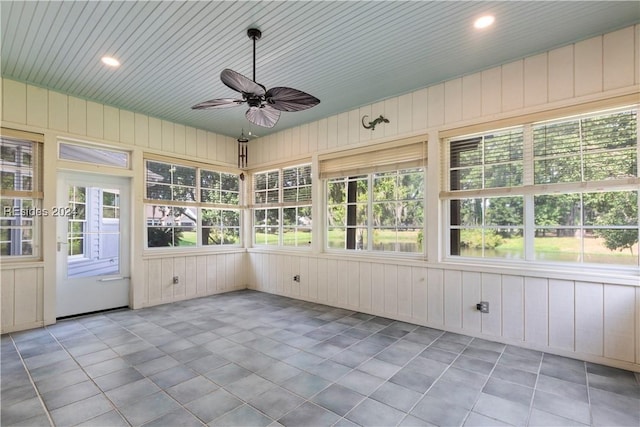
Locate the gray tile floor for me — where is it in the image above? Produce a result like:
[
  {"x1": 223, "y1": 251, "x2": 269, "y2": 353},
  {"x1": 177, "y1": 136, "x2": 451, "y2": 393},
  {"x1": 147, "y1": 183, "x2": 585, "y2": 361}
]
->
[{"x1": 2, "y1": 290, "x2": 639, "y2": 427}]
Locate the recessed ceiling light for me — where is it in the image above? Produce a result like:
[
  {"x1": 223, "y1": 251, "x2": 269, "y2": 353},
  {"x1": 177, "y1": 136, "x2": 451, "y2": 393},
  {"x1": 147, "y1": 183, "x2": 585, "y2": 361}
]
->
[
  {"x1": 101, "y1": 56, "x2": 120, "y2": 67},
  {"x1": 474, "y1": 15, "x2": 495, "y2": 29}
]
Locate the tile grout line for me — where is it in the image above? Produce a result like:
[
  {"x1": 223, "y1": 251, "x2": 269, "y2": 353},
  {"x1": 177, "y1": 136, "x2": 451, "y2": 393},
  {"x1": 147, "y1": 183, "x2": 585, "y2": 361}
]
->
[
  {"x1": 42, "y1": 322, "x2": 134, "y2": 426},
  {"x1": 9, "y1": 334, "x2": 55, "y2": 427}
]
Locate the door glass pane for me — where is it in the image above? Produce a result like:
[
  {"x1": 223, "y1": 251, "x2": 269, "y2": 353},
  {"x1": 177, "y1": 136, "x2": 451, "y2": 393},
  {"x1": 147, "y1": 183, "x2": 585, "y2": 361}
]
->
[{"x1": 67, "y1": 185, "x2": 120, "y2": 278}]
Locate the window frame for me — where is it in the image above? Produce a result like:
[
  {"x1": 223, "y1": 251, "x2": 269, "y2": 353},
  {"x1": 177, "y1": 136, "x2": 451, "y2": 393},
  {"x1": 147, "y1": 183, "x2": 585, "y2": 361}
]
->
[
  {"x1": 0, "y1": 129, "x2": 43, "y2": 261},
  {"x1": 143, "y1": 157, "x2": 242, "y2": 250},
  {"x1": 251, "y1": 163, "x2": 313, "y2": 248},
  {"x1": 442, "y1": 105, "x2": 640, "y2": 269},
  {"x1": 325, "y1": 167, "x2": 426, "y2": 256}
]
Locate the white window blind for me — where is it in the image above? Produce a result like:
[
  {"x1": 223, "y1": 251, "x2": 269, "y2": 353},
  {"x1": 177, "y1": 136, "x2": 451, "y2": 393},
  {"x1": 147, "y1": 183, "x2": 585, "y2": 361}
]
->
[{"x1": 319, "y1": 138, "x2": 426, "y2": 179}]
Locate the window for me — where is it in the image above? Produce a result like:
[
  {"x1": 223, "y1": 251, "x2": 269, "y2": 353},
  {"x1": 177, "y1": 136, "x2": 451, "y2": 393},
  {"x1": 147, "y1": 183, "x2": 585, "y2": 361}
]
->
[
  {"x1": 321, "y1": 138, "x2": 426, "y2": 254},
  {"x1": 327, "y1": 169, "x2": 425, "y2": 253},
  {"x1": 144, "y1": 159, "x2": 241, "y2": 248},
  {"x1": 0, "y1": 129, "x2": 43, "y2": 259},
  {"x1": 59, "y1": 142, "x2": 129, "y2": 168},
  {"x1": 252, "y1": 164, "x2": 312, "y2": 247},
  {"x1": 444, "y1": 106, "x2": 639, "y2": 266}
]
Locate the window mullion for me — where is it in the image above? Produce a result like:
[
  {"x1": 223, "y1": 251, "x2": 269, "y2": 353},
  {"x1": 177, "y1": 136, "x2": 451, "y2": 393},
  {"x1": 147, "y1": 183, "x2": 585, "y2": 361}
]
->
[{"x1": 368, "y1": 174, "x2": 373, "y2": 251}]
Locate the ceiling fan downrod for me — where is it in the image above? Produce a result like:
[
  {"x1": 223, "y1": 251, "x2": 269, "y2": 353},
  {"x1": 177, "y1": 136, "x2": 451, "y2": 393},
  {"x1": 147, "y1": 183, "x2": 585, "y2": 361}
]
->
[{"x1": 247, "y1": 28, "x2": 262, "y2": 83}]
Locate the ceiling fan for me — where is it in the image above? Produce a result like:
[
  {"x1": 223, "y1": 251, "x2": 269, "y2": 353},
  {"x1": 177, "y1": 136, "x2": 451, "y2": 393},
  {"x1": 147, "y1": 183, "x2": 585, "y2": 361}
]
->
[{"x1": 192, "y1": 28, "x2": 320, "y2": 128}]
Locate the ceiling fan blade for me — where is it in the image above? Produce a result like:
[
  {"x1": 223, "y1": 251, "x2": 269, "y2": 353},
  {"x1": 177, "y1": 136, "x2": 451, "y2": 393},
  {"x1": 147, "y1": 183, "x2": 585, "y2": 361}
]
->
[
  {"x1": 191, "y1": 98, "x2": 244, "y2": 109},
  {"x1": 246, "y1": 106, "x2": 281, "y2": 128},
  {"x1": 221, "y1": 69, "x2": 265, "y2": 96},
  {"x1": 265, "y1": 87, "x2": 320, "y2": 112}
]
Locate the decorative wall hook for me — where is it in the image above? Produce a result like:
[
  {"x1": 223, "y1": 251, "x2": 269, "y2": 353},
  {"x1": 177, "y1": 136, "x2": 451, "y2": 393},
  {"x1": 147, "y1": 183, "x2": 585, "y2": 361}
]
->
[{"x1": 362, "y1": 115, "x2": 389, "y2": 131}]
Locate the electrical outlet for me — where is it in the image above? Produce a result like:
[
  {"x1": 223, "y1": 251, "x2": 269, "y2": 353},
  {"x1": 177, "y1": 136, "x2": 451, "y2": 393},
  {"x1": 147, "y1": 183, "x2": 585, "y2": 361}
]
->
[
  {"x1": 173, "y1": 276, "x2": 179, "y2": 284},
  {"x1": 293, "y1": 275, "x2": 300, "y2": 283},
  {"x1": 476, "y1": 301, "x2": 489, "y2": 313}
]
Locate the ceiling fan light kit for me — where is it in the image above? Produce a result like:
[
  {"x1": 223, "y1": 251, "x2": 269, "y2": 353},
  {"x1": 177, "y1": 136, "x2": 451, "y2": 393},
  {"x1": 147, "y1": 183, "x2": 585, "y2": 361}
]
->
[{"x1": 192, "y1": 28, "x2": 320, "y2": 128}]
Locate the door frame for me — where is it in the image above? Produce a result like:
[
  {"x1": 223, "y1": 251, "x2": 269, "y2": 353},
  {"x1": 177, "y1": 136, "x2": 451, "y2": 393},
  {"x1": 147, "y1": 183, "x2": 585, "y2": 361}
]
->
[{"x1": 56, "y1": 171, "x2": 132, "y2": 317}]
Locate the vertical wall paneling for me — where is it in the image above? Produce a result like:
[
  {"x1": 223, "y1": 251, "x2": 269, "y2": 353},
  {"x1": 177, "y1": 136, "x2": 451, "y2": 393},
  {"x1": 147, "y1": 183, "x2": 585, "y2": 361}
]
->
[
  {"x1": 206, "y1": 255, "x2": 217, "y2": 294},
  {"x1": 501, "y1": 60, "x2": 524, "y2": 112},
  {"x1": 326, "y1": 259, "x2": 338, "y2": 303},
  {"x1": 358, "y1": 105, "x2": 372, "y2": 142},
  {"x1": 326, "y1": 115, "x2": 338, "y2": 149},
  {"x1": 575, "y1": 282, "x2": 604, "y2": 356},
  {"x1": 134, "y1": 113, "x2": 149, "y2": 147},
  {"x1": 119, "y1": 110, "x2": 135, "y2": 145},
  {"x1": 173, "y1": 257, "x2": 186, "y2": 299},
  {"x1": 3, "y1": 79, "x2": 26, "y2": 124},
  {"x1": 524, "y1": 53, "x2": 548, "y2": 107},
  {"x1": 335, "y1": 113, "x2": 348, "y2": 148},
  {"x1": 196, "y1": 129, "x2": 208, "y2": 159},
  {"x1": 462, "y1": 271, "x2": 482, "y2": 333},
  {"x1": 427, "y1": 84, "x2": 445, "y2": 127},
  {"x1": 13, "y1": 269, "x2": 37, "y2": 326},
  {"x1": 308, "y1": 257, "x2": 318, "y2": 300},
  {"x1": 1, "y1": 269, "x2": 15, "y2": 329},
  {"x1": 26, "y1": 85, "x2": 48, "y2": 128},
  {"x1": 68, "y1": 96, "x2": 88, "y2": 136},
  {"x1": 317, "y1": 257, "x2": 328, "y2": 302},
  {"x1": 411, "y1": 267, "x2": 427, "y2": 323},
  {"x1": 346, "y1": 110, "x2": 360, "y2": 145},
  {"x1": 48, "y1": 91, "x2": 69, "y2": 131},
  {"x1": 411, "y1": 88, "x2": 429, "y2": 132},
  {"x1": 370, "y1": 263, "x2": 384, "y2": 313},
  {"x1": 427, "y1": 268, "x2": 444, "y2": 325},
  {"x1": 103, "y1": 105, "x2": 119, "y2": 142},
  {"x1": 283, "y1": 255, "x2": 293, "y2": 296},
  {"x1": 397, "y1": 265, "x2": 412, "y2": 318},
  {"x1": 384, "y1": 264, "x2": 398, "y2": 316},
  {"x1": 184, "y1": 256, "x2": 197, "y2": 297},
  {"x1": 148, "y1": 117, "x2": 162, "y2": 150},
  {"x1": 86, "y1": 101, "x2": 104, "y2": 139},
  {"x1": 161, "y1": 258, "x2": 174, "y2": 300},
  {"x1": 161, "y1": 120, "x2": 174, "y2": 153},
  {"x1": 217, "y1": 255, "x2": 227, "y2": 291},
  {"x1": 207, "y1": 132, "x2": 218, "y2": 162},
  {"x1": 174, "y1": 124, "x2": 186, "y2": 154},
  {"x1": 548, "y1": 279, "x2": 575, "y2": 351},
  {"x1": 481, "y1": 273, "x2": 502, "y2": 337},
  {"x1": 147, "y1": 259, "x2": 162, "y2": 303},
  {"x1": 196, "y1": 256, "x2": 207, "y2": 296},
  {"x1": 299, "y1": 256, "x2": 309, "y2": 298},
  {"x1": 397, "y1": 93, "x2": 413, "y2": 134},
  {"x1": 548, "y1": 45, "x2": 574, "y2": 102},
  {"x1": 481, "y1": 67, "x2": 502, "y2": 116},
  {"x1": 347, "y1": 260, "x2": 360, "y2": 308},
  {"x1": 523, "y1": 277, "x2": 549, "y2": 347},
  {"x1": 443, "y1": 269, "x2": 463, "y2": 329},
  {"x1": 185, "y1": 126, "x2": 197, "y2": 156},
  {"x1": 293, "y1": 127, "x2": 303, "y2": 157},
  {"x1": 316, "y1": 118, "x2": 329, "y2": 152},
  {"x1": 462, "y1": 73, "x2": 482, "y2": 120},
  {"x1": 383, "y1": 97, "x2": 399, "y2": 137},
  {"x1": 604, "y1": 285, "x2": 635, "y2": 362},
  {"x1": 502, "y1": 275, "x2": 524, "y2": 342},
  {"x1": 359, "y1": 262, "x2": 372, "y2": 311},
  {"x1": 299, "y1": 123, "x2": 310, "y2": 156},
  {"x1": 444, "y1": 78, "x2": 463, "y2": 124},
  {"x1": 603, "y1": 27, "x2": 635, "y2": 90},
  {"x1": 574, "y1": 35, "x2": 603, "y2": 96}
]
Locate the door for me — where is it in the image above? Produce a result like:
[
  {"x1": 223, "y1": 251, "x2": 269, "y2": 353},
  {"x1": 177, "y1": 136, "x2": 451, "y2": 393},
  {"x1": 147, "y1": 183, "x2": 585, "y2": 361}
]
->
[{"x1": 57, "y1": 172, "x2": 130, "y2": 317}]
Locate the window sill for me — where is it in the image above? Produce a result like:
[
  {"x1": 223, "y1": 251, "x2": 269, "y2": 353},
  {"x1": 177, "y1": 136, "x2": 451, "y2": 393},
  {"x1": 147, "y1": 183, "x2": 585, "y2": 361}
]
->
[
  {"x1": 142, "y1": 246, "x2": 245, "y2": 259},
  {"x1": 440, "y1": 257, "x2": 640, "y2": 286}
]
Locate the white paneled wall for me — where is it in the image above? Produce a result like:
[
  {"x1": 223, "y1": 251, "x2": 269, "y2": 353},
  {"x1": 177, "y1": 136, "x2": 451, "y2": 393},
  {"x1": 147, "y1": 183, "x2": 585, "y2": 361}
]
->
[
  {"x1": 248, "y1": 252, "x2": 640, "y2": 371},
  {"x1": 1, "y1": 74, "x2": 239, "y2": 333},
  {"x1": 251, "y1": 26, "x2": 639, "y2": 165},
  {"x1": 1, "y1": 25, "x2": 638, "y2": 374},
  {"x1": 247, "y1": 25, "x2": 640, "y2": 372},
  {"x1": 141, "y1": 252, "x2": 246, "y2": 308}
]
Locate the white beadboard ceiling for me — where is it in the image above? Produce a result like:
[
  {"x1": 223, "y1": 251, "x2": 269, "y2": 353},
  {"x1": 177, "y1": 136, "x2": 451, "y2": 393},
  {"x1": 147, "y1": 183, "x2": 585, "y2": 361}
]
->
[{"x1": 2, "y1": 1, "x2": 639, "y2": 139}]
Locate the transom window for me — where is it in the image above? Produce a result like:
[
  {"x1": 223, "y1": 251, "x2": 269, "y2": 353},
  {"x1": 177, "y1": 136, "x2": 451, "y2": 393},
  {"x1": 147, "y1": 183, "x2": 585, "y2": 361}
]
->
[
  {"x1": 144, "y1": 159, "x2": 241, "y2": 248},
  {"x1": 444, "y1": 106, "x2": 639, "y2": 267}
]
